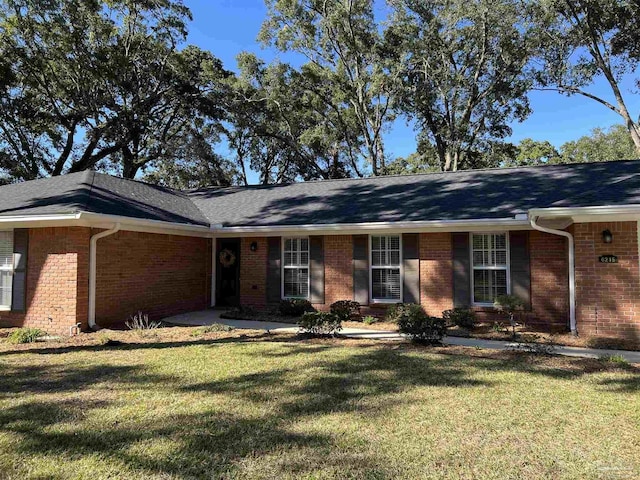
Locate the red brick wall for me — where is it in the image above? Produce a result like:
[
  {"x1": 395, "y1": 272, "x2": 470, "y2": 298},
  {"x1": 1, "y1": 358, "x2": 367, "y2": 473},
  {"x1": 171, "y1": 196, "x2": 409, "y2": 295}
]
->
[
  {"x1": 321, "y1": 235, "x2": 354, "y2": 309},
  {"x1": 239, "y1": 237, "x2": 267, "y2": 308},
  {"x1": 574, "y1": 221, "x2": 640, "y2": 339},
  {"x1": 529, "y1": 230, "x2": 569, "y2": 329},
  {"x1": 419, "y1": 232, "x2": 454, "y2": 316},
  {"x1": 95, "y1": 230, "x2": 211, "y2": 327},
  {"x1": 0, "y1": 227, "x2": 90, "y2": 335}
]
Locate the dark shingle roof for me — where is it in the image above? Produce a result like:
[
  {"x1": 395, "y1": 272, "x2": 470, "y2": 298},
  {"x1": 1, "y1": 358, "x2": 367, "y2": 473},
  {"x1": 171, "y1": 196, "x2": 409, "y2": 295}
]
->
[
  {"x1": 1, "y1": 160, "x2": 640, "y2": 228},
  {"x1": 188, "y1": 160, "x2": 640, "y2": 226},
  {"x1": 0, "y1": 171, "x2": 209, "y2": 226}
]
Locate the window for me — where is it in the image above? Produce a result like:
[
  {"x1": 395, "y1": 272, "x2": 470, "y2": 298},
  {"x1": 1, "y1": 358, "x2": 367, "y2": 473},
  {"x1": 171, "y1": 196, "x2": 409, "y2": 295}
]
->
[
  {"x1": 0, "y1": 231, "x2": 13, "y2": 310},
  {"x1": 471, "y1": 233, "x2": 509, "y2": 304},
  {"x1": 370, "y1": 235, "x2": 401, "y2": 302},
  {"x1": 282, "y1": 237, "x2": 309, "y2": 298}
]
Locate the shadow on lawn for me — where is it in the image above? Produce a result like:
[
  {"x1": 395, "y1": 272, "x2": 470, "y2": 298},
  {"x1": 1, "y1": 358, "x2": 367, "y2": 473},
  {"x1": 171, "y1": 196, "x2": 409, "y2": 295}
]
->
[{"x1": 1, "y1": 337, "x2": 638, "y2": 477}]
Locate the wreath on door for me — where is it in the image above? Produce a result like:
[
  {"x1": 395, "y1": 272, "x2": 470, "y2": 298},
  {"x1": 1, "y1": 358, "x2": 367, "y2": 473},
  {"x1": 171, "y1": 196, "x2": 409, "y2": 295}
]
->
[{"x1": 219, "y1": 248, "x2": 236, "y2": 268}]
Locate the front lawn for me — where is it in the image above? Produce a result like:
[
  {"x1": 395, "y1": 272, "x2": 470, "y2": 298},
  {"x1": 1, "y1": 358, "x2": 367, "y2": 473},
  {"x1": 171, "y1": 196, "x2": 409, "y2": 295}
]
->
[{"x1": 0, "y1": 330, "x2": 638, "y2": 479}]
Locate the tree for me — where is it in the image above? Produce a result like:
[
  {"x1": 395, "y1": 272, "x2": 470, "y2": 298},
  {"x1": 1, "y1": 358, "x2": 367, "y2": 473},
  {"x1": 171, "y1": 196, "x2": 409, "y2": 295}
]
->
[
  {"x1": 259, "y1": 0, "x2": 401, "y2": 176},
  {"x1": 0, "y1": 0, "x2": 230, "y2": 181},
  {"x1": 387, "y1": 0, "x2": 535, "y2": 172},
  {"x1": 508, "y1": 138, "x2": 562, "y2": 166},
  {"x1": 560, "y1": 124, "x2": 637, "y2": 163},
  {"x1": 533, "y1": 0, "x2": 640, "y2": 154},
  {"x1": 224, "y1": 53, "x2": 357, "y2": 184}
]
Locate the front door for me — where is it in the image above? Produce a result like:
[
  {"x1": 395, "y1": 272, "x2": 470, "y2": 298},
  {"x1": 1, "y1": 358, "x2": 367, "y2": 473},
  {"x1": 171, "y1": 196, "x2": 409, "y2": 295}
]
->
[{"x1": 216, "y1": 238, "x2": 240, "y2": 307}]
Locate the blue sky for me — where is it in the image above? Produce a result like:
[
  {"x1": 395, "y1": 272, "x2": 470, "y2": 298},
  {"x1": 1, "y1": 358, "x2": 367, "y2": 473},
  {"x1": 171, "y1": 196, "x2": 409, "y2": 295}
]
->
[{"x1": 185, "y1": 0, "x2": 640, "y2": 179}]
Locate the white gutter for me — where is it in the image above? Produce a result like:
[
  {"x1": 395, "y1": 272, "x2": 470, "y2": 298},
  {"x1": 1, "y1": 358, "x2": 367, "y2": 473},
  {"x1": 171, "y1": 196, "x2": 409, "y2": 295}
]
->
[
  {"x1": 0, "y1": 213, "x2": 81, "y2": 223},
  {"x1": 78, "y1": 212, "x2": 213, "y2": 234},
  {"x1": 217, "y1": 217, "x2": 531, "y2": 234},
  {"x1": 88, "y1": 223, "x2": 120, "y2": 330},
  {"x1": 529, "y1": 204, "x2": 640, "y2": 218},
  {"x1": 530, "y1": 215, "x2": 576, "y2": 334}
]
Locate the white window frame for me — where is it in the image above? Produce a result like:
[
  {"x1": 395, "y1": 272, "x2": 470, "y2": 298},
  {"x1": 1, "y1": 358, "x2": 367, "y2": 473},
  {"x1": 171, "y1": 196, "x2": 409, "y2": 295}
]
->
[
  {"x1": 0, "y1": 230, "x2": 14, "y2": 311},
  {"x1": 470, "y1": 232, "x2": 510, "y2": 306},
  {"x1": 281, "y1": 236, "x2": 310, "y2": 300},
  {"x1": 369, "y1": 234, "x2": 403, "y2": 303}
]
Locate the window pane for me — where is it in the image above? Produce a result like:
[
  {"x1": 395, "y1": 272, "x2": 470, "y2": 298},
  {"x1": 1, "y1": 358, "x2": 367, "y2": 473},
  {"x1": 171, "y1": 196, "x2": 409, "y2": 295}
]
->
[
  {"x1": 371, "y1": 236, "x2": 380, "y2": 250},
  {"x1": 284, "y1": 238, "x2": 293, "y2": 251},
  {"x1": 372, "y1": 268, "x2": 401, "y2": 300},
  {"x1": 473, "y1": 269, "x2": 508, "y2": 304},
  {"x1": 0, "y1": 270, "x2": 11, "y2": 307},
  {"x1": 371, "y1": 251, "x2": 382, "y2": 266},
  {"x1": 0, "y1": 232, "x2": 12, "y2": 269},
  {"x1": 284, "y1": 267, "x2": 309, "y2": 298}
]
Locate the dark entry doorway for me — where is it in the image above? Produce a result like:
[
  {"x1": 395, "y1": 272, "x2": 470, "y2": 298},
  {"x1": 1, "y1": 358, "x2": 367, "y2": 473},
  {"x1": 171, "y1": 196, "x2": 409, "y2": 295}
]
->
[{"x1": 216, "y1": 238, "x2": 240, "y2": 307}]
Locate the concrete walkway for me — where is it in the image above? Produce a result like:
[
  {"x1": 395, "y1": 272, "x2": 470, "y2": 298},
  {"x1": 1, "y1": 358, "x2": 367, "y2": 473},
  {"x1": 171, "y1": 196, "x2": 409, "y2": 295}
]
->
[{"x1": 164, "y1": 310, "x2": 640, "y2": 363}]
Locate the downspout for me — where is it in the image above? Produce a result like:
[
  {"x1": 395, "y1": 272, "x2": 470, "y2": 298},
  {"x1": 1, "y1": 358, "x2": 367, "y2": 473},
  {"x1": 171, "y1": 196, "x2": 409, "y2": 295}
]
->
[
  {"x1": 88, "y1": 223, "x2": 120, "y2": 330},
  {"x1": 529, "y1": 216, "x2": 576, "y2": 334}
]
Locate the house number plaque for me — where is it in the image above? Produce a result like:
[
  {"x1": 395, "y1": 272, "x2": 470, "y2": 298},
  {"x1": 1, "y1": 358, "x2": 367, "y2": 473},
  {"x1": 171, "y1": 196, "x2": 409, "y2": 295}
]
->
[{"x1": 599, "y1": 255, "x2": 618, "y2": 263}]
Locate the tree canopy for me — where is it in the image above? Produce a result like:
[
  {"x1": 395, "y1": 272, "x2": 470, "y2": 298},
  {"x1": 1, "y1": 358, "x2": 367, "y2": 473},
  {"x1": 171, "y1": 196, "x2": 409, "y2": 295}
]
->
[{"x1": 1, "y1": 0, "x2": 639, "y2": 186}]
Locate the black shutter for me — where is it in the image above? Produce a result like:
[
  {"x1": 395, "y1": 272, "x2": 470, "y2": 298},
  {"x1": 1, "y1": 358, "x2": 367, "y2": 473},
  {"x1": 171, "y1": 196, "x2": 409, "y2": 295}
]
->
[
  {"x1": 452, "y1": 233, "x2": 471, "y2": 308},
  {"x1": 509, "y1": 231, "x2": 531, "y2": 309},
  {"x1": 353, "y1": 235, "x2": 369, "y2": 305},
  {"x1": 309, "y1": 236, "x2": 324, "y2": 304},
  {"x1": 267, "y1": 237, "x2": 281, "y2": 303},
  {"x1": 11, "y1": 229, "x2": 28, "y2": 312},
  {"x1": 402, "y1": 233, "x2": 420, "y2": 303}
]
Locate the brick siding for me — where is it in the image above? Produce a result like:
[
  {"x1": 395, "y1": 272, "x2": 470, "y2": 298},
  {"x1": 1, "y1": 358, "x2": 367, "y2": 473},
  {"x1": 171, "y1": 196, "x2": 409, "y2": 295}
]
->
[
  {"x1": 0, "y1": 227, "x2": 90, "y2": 335},
  {"x1": 528, "y1": 230, "x2": 569, "y2": 329},
  {"x1": 574, "y1": 221, "x2": 640, "y2": 340},
  {"x1": 419, "y1": 232, "x2": 454, "y2": 316},
  {"x1": 94, "y1": 230, "x2": 211, "y2": 328},
  {"x1": 239, "y1": 237, "x2": 268, "y2": 308}
]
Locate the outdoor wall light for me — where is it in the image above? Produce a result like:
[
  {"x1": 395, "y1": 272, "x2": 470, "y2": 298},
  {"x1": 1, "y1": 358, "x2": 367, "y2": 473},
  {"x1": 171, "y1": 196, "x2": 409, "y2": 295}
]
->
[
  {"x1": 602, "y1": 229, "x2": 613, "y2": 244},
  {"x1": 250, "y1": 241, "x2": 258, "y2": 252}
]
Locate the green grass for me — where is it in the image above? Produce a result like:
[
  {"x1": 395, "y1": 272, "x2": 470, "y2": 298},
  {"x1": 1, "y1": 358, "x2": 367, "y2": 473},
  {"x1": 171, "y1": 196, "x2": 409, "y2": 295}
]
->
[{"x1": 0, "y1": 335, "x2": 638, "y2": 479}]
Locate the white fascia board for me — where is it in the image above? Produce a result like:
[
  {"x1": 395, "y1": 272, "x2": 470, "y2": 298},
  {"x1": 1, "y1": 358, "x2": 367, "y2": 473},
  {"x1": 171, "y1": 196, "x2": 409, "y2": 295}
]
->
[
  {"x1": 529, "y1": 204, "x2": 640, "y2": 220},
  {"x1": 78, "y1": 212, "x2": 213, "y2": 237},
  {"x1": 0, "y1": 213, "x2": 82, "y2": 228},
  {"x1": 214, "y1": 217, "x2": 532, "y2": 237}
]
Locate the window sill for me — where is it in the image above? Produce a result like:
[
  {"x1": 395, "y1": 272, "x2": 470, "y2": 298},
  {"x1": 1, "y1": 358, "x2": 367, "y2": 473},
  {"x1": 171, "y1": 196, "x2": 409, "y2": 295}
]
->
[{"x1": 0, "y1": 306, "x2": 11, "y2": 312}]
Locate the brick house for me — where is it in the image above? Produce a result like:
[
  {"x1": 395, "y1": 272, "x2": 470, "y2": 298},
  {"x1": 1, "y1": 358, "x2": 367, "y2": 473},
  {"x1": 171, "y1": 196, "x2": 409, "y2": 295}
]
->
[{"x1": 0, "y1": 161, "x2": 639, "y2": 343}]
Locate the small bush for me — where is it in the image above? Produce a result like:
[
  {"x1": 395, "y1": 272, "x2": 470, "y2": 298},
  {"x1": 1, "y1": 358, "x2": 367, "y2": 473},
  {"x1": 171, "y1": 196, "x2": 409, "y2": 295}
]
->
[
  {"x1": 125, "y1": 311, "x2": 162, "y2": 333},
  {"x1": 330, "y1": 300, "x2": 361, "y2": 321},
  {"x1": 384, "y1": 303, "x2": 416, "y2": 323},
  {"x1": 279, "y1": 299, "x2": 315, "y2": 316},
  {"x1": 191, "y1": 323, "x2": 235, "y2": 336},
  {"x1": 599, "y1": 354, "x2": 629, "y2": 366},
  {"x1": 297, "y1": 312, "x2": 342, "y2": 336},
  {"x1": 220, "y1": 305, "x2": 258, "y2": 320},
  {"x1": 363, "y1": 315, "x2": 378, "y2": 325},
  {"x1": 509, "y1": 334, "x2": 557, "y2": 355},
  {"x1": 7, "y1": 327, "x2": 45, "y2": 344},
  {"x1": 494, "y1": 295, "x2": 525, "y2": 337},
  {"x1": 442, "y1": 308, "x2": 476, "y2": 329},
  {"x1": 397, "y1": 304, "x2": 446, "y2": 344},
  {"x1": 492, "y1": 321, "x2": 507, "y2": 333}
]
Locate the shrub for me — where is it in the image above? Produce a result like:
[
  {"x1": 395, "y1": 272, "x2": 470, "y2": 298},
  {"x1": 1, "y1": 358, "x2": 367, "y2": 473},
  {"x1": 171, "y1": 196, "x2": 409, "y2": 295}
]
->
[
  {"x1": 330, "y1": 300, "x2": 361, "y2": 321},
  {"x1": 7, "y1": 327, "x2": 45, "y2": 344},
  {"x1": 493, "y1": 295, "x2": 525, "y2": 338},
  {"x1": 297, "y1": 312, "x2": 342, "y2": 336},
  {"x1": 397, "y1": 304, "x2": 446, "y2": 344},
  {"x1": 125, "y1": 311, "x2": 162, "y2": 333},
  {"x1": 220, "y1": 305, "x2": 258, "y2": 320},
  {"x1": 442, "y1": 308, "x2": 476, "y2": 329},
  {"x1": 384, "y1": 303, "x2": 417, "y2": 324},
  {"x1": 508, "y1": 334, "x2": 557, "y2": 355},
  {"x1": 599, "y1": 354, "x2": 629, "y2": 366},
  {"x1": 191, "y1": 323, "x2": 235, "y2": 336},
  {"x1": 279, "y1": 299, "x2": 315, "y2": 316},
  {"x1": 363, "y1": 315, "x2": 378, "y2": 325}
]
